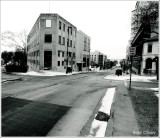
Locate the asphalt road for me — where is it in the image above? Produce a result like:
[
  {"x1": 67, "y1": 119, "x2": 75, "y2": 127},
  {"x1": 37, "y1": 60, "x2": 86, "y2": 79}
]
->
[{"x1": 2, "y1": 70, "x2": 114, "y2": 136}]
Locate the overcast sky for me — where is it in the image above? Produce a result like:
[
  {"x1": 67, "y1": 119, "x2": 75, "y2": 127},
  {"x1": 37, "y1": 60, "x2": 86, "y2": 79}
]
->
[{"x1": 1, "y1": 0, "x2": 136, "y2": 59}]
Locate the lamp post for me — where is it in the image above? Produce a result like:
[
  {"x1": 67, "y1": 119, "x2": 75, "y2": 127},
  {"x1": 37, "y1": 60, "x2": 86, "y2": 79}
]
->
[
  {"x1": 88, "y1": 48, "x2": 91, "y2": 72},
  {"x1": 66, "y1": 26, "x2": 72, "y2": 74}
]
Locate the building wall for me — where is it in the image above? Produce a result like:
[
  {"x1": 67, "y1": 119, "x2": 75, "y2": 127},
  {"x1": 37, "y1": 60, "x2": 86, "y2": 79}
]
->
[
  {"x1": 76, "y1": 30, "x2": 90, "y2": 71},
  {"x1": 90, "y1": 50, "x2": 107, "y2": 69},
  {"x1": 141, "y1": 41, "x2": 159, "y2": 74},
  {"x1": 27, "y1": 14, "x2": 77, "y2": 72}
]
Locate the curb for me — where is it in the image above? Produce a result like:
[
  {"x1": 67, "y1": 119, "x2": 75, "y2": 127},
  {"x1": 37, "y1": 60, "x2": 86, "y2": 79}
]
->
[
  {"x1": 2, "y1": 78, "x2": 22, "y2": 83},
  {"x1": 87, "y1": 87, "x2": 116, "y2": 137}
]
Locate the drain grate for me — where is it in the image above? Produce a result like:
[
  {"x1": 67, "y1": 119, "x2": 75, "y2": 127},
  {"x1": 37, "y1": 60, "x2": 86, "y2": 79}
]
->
[
  {"x1": 124, "y1": 94, "x2": 130, "y2": 97},
  {"x1": 95, "y1": 111, "x2": 110, "y2": 122}
]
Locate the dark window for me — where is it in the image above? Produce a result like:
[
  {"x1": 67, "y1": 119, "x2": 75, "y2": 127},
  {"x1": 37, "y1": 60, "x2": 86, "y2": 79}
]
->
[
  {"x1": 73, "y1": 52, "x2": 75, "y2": 58},
  {"x1": 67, "y1": 39, "x2": 69, "y2": 46},
  {"x1": 58, "y1": 61, "x2": 60, "y2": 66},
  {"x1": 69, "y1": 52, "x2": 72, "y2": 57},
  {"x1": 70, "y1": 40, "x2": 72, "y2": 47},
  {"x1": 146, "y1": 58, "x2": 152, "y2": 69},
  {"x1": 59, "y1": 21, "x2": 61, "y2": 30},
  {"x1": 59, "y1": 36, "x2": 61, "y2": 44},
  {"x1": 62, "y1": 61, "x2": 64, "y2": 66},
  {"x1": 63, "y1": 37, "x2": 65, "y2": 45},
  {"x1": 63, "y1": 23, "x2": 65, "y2": 32},
  {"x1": 45, "y1": 34, "x2": 52, "y2": 43},
  {"x1": 62, "y1": 52, "x2": 64, "y2": 57},
  {"x1": 70, "y1": 28, "x2": 72, "y2": 35},
  {"x1": 58, "y1": 51, "x2": 60, "y2": 57},
  {"x1": 148, "y1": 44, "x2": 152, "y2": 53}
]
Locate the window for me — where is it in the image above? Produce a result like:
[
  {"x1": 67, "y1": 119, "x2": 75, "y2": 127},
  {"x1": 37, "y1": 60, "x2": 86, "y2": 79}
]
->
[
  {"x1": 58, "y1": 61, "x2": 60, "y2": 66},
  {"x1": 59, "y1": 21, "x2": 61, "y2": 30},
  {"x1": 148, "y1": 44, "x2": 152, "y2": 53},
  {"x1": 63, "y1": 37, "x2": 65, "y2": 45},
  {"x1": 84, "y1": 36, "x2": 87, "y2": 51},
  {"x1": 69, "y1": 52, "x2": 72, "y2": 57},
  {"x1": 46, "y1": 20, "x2": 51, "y2": 27},
  {"x1": 67, "y1": 39, "x2": 69, "y2": 46},
  {"x1": 62, "y1": 61, "x2": 64, "y2": 66},
  {"x1": 70, "y1": 28, "x2": 72, "y2": 35},
  {"x1": 62, "y1": 52, "x2": 64, "y2": 57},
  {"x1": 45, "y1": 34, "x2": 52, "y2": 43},
  {"x1": 70, "y1": 40, "x2": 72, "y2": 47},
  {"x1": 58, "y1": 51, "x2": 60, "y2": 57},
  {"x1": 63, "y1": 23, "x2": 65, "y2": 32},
  {"x1": 73, "y1": 41, "x2": 75, "y2": 48},
  {"x1": 73, "y1": 52, "x2": 75, "y2": 58},
  {"x1": 59, "y1": 36, "x2": 61, "y2": 44}
]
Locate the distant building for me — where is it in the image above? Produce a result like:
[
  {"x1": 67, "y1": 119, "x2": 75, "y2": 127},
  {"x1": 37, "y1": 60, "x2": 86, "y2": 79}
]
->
[
  {"x1": 76, "y1": 30, "x2": 91, "y2": 71},
  {"x1": 90, "y1": 50, "x2": 107, "y2": 69},
  {"x1": 27, "y1": 13, "x2": 90, "y2": 72}
]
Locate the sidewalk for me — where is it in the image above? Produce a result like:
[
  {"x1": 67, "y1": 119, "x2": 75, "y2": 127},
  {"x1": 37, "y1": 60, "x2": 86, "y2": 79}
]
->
[
  {"x1": 105, "y1": 74, "x2": 159, "y2": 136},
  {"x1": 1, "y1": 67, "x2": 116, "y2": 83}
]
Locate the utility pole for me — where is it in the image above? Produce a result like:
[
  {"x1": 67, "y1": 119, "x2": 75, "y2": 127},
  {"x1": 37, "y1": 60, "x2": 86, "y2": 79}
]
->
[
  {"x1": 66, "y1": 26, "x2": 72, "y2": 74},
  {"x1": 129, "y1": 56, "x2": 133, "y2": 90},
  {"x1": 88, "y1": 48, "x2": 91, "y2": 72},
  {"x1": 129, "y1": 47, "x2": 136, "y2": 90}
]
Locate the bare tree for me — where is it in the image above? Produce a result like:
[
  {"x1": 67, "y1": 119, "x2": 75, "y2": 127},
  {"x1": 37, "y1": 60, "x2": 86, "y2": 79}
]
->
[
  {"x1": 131, "y1": 1, "x2": 159, "y2": 37},
  {"x1": 1, "y1": 30, "x2": 27, "y2": 53}
]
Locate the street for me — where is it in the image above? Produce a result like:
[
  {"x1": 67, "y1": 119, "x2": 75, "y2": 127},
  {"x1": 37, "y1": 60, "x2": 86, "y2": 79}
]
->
[{"x1": 2, "y1": 70, "x2": 114, "y2": 136}]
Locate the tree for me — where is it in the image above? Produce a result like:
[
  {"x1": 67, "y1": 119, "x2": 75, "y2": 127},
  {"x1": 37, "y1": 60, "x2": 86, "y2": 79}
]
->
[
  {"x1": 1, "y1": 30, "x2": 27, "y2": 53},
  {"x1": 1, "y1": 51, "x2": 14, "y2": 65},
  {"x1": 13, "y1": 49, "x2": 27, "y2": 65},
  {"x1": 131, "y1": 1, "x2": 159, "y2": 36}
]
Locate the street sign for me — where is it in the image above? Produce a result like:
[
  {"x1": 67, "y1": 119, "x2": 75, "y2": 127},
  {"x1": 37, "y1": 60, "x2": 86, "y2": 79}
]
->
[{"x1": 129, "y1": 47, "x2": 136, "y2": 56}]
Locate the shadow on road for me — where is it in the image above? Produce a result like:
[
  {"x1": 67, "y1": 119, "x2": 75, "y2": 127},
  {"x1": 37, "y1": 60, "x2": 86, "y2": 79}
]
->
[{"x1": 2, "y1": 97, "x2": 70, "y2": 136}]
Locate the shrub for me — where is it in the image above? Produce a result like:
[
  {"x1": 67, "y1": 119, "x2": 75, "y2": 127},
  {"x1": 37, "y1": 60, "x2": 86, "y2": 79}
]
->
[{"x1": 5, "y1": 64, "x2": 28, "y2": 73}]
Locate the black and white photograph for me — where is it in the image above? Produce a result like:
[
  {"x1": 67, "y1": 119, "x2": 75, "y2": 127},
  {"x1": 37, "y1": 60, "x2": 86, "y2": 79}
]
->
[{"x1": 1, "y1": 0, "x2": 159, "y2": 137}]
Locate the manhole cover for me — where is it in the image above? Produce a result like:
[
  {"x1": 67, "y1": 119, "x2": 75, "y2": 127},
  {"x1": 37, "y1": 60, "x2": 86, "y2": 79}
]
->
[{"x1": 95, "y1": 111, "x2": 110, "y2": 122}]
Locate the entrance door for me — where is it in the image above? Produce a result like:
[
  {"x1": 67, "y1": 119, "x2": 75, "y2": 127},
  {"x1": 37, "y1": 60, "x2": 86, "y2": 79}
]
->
[{"x1": 44, "y1": 51, "x2": 52, "y2": 70}]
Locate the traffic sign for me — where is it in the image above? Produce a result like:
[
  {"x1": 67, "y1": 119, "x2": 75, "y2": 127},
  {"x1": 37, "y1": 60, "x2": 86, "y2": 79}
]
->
[{"x1": 129, "y1": 47, "x2": 136, "y2": 56}]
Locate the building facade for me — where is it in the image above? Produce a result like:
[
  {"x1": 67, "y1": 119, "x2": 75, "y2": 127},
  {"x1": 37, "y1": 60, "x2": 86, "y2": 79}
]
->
[
  {"x1": 141, "y1": 35, "x2": 159, "y2": 75},
  {"x1": 27, "y1": 13, "x2": 77, "y2": 72},
  {"x1": 90, "y1": 50, "x2": 107, "y2": 70},
  {"x1": 76, "y1": 30, "x2": 91, "y2": 71},
  {"x1": 127, "y1": 1, "x2": 159, "y2": 75}
]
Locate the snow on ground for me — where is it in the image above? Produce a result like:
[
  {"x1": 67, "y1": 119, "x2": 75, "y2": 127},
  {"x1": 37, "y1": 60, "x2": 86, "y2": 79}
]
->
[
  {"x1": 14, "y1": 70, "x2": 75, "y2": 76},
  {"x1": 104, "y1": 74, "x2": 157, "y2": 82}
]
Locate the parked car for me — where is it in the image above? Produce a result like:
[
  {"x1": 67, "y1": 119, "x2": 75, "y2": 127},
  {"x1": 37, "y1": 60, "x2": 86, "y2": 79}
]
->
[{"x1": 115, "y1": 69, "x2": 122, "y2": 76}]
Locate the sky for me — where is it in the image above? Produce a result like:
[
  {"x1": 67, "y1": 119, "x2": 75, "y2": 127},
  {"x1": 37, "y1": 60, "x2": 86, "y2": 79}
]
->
[{"x1": 1, "y1": 0, "x2": 136, "y2": 59}]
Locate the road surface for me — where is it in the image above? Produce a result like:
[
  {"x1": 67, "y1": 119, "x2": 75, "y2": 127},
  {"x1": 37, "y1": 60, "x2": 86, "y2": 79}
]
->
[{"x1": 2, "y1": 70, "x2": 115, "y2": 136}]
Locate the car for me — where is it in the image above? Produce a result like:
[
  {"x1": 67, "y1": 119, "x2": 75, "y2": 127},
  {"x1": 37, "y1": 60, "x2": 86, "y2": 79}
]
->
[{"x1": 115, "y1": 69, "x2": 122, "y2": 76}]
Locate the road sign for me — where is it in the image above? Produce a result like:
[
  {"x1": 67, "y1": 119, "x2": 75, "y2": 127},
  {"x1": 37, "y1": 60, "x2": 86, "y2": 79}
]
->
[{"x1": 129, "y1": 47, "x2": 136, "y2": 56}]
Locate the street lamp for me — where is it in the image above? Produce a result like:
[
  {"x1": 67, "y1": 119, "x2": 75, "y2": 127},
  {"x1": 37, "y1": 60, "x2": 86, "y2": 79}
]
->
[
  {"x1": 88, "y1": 48, "x2": 91, "y2": 72},
  {"x1": 66, "y1": 26, "x2": 72, "y2": 74}
]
